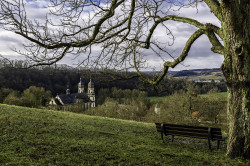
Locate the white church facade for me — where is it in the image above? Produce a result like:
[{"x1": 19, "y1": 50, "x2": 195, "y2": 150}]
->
[{"x1": 49, "y1": 78, "x2": 95, "y2": 108}]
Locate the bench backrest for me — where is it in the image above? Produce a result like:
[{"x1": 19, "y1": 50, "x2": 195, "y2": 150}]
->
[{"x1": 155, "y1": 123, "x2": 223, "y2": 140}]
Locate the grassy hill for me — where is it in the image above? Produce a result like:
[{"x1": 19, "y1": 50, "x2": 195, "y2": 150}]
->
[
  {"x1": 0, "y1": 104, "x2": 248, "y2": 165},
  {"x1": 171, "y1": 68, "x2": 225, "y2": 81}
]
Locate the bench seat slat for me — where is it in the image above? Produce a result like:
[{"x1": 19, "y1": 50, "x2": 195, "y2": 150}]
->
[
  {"x1": 166, "y1": 133, "x2": 208, "y2": 139},
  {"x1": 165, "y1": 130, "x2": 209, "y2": 138},
  {"x1": 166, "y1": 130, "x2": 224, "y2": 140},
  {"x1": 163, "y1": 123, "x2": 209, "y2": 130},
  {"x1": 165, "y1": 127, "x2": 209, "y2": 134},
  {"x1": 165, "y1": 125, "x2": 221, "y2": 131},
  {"x1": 155, "y1": 123, "x2": 227, "y2": 149}
]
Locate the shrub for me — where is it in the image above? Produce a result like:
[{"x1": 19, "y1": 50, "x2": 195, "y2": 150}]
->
[
  {"x1": 3, "y1": 91, "x2": 22, "y2": 106},
  {"x1": 0, "y1": 88, "x2": 14, "y2": 103},
  {"x1": 85, "y1": 98, "x2": 148, "y2": 121},
  {"x1": 22, "y1": 86, "x2": 51, "y2": 107},
  {"x1": 144, "y1": 92, "x2": 227, "y2": 128},
  {"x1": 3, "y1": 86, "x2": 51, "y2": 108}
]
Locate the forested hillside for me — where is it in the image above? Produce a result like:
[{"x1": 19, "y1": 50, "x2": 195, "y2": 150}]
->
[
  {"x1": 0, "y1": 66, "x2": 139, "y2": 96},
  {"x1": 0, "y1": 65, "x2": 226, "y2": 97}
]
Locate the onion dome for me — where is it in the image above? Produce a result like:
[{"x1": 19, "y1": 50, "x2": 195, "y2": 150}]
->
[
  {"x1": 78, "y1": 78, "x2": 84, "y2": 86},
  {"x1": 88, "y1": 79, "x2": 94, "y2": 88}
]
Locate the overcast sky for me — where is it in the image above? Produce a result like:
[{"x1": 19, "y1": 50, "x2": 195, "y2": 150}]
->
[{"x1": 0, "y1": 0, "x2": 224, "y2": 71}]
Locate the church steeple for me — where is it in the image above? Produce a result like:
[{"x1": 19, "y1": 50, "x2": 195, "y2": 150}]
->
[
  {"x1": 78, "y1": 78, "x2": 84, "y2": 93},
  {"x1": 87, "y1": 79, "x2": 95, "y2": 107}
]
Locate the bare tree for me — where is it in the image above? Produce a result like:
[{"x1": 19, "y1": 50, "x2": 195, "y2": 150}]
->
[{"x1": 0, "y1": 0, "x2": 249, "y2": 159}]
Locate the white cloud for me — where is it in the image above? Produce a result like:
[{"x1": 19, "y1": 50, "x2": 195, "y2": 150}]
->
[{"x1": 0, "y1": 1, "x2": 224, "y2": 71}]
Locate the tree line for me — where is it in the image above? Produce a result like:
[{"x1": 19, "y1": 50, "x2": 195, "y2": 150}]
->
[{"x1": 0, "y1": 65, "x2": 226, "y2": 99}]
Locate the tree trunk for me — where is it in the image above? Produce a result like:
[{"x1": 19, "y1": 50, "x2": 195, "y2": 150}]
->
[{"x1": 221, "y1": 1, "x2": 250, "y2": 159}]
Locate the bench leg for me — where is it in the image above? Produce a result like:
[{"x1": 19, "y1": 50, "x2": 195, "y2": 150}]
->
[
  {"x1": 217, "y1": 140, "x2": 220, "y2": 149},
  {"x1": 208, "y1": 139, "x2": 212, "y2": 150},
  {"x1": 161, "y1": 132, "x2": 165, "y2": 143},
  {"x1": 171, "y1": 135, "x2": 174, "y2": 142}
]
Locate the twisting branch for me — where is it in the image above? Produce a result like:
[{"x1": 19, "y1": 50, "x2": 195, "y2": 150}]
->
[
  {"x1": 204, "y1": 24, "x2": 224, "y2": 55},
  {"x1": 26, "y1": 46, "x2": 71, "y2": 68},
  {"x1": 137, "y1": 15, "x2": 207, "y2": 49},
  {"x1": 134, "y1": 29, "x2": 205, "y2": 85}
]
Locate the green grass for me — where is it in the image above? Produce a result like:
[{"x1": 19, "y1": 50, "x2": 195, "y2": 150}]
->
[
  {"x1": 149, "y1": 92, "x2": 228, "y2": 103},
  {"x1": 0, "y1": 104, "x2": 248, "y2": 165},
  {"x1": 186, "y1": 71, "x2": 225, "y2": 81},
  {"x1": 199, "y1": 92, "x2": 228, "y2": 99},
  {"x1": 148, "y1": 96, "x2": 166, "y2": 102}
]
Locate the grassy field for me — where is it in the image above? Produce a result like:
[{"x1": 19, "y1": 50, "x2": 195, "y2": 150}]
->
[
  {"x1": 148, "y1": 96, "x2": 166, "y2": 102},
  {"x1": 0, "y1": 104, "x2": 248, "y2": 165},
  {"x1": 199, "y1": 92, "x2": 228, "y2": 99},
  {"x1": 184, "y1": 71, "x2": 225, "y2": 81},
  {"x1": 149, "y1": 92, "x2": 228, "y2": 103}
]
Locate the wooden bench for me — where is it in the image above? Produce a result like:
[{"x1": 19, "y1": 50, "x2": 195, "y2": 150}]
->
[{"x1": 155, "y1": 123, "x2": 226, "y2": 150}]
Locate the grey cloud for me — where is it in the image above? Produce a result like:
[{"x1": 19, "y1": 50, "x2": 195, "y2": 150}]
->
[{"x1": 0, "y1": 1, "x2": 223, "y2": 71}]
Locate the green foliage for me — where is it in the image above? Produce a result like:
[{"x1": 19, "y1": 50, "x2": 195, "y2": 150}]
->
[
  {"x1": 0, "y1": 88, "x2": 13, "y2": 103},
  {"x1": 0, "y1": 66, "x2": 142, "y2": 96},
  {"x1": 85, "y1": 88, "x2": 150, "y2": 121},
  {"x1": 199, "y1": 92, "x2": 228, "y2": 99},
  {"x1": 0, "y1": 66, "x2": 227, "y2": 99},
  {"x1": 3, "y1": 91, "x2": 22, "y2": 106},
  {"x1": 86, "y1": 97, "x2": 149, "y2": 121},
  {"x1": 2, "y1": 86, "x2": 51, "y2": 108},
  {"x1": 145, "y1": 93, "x2": 198, "y2": 125},
  {"x1": 144, "y1": 92, "x2": 227, "y2": 130},
  {"x1": 0, "y1": 104, "x2": 248, "y2": 165},
  {"x1": 62, "y1": 101, "x2": 87, "y2": 113},
  {"x1": 96, "y1": 88, "x2": 149, "y2": 106},
  {"x1": 22, "y1": 86, "x2": 51, "y2": 107},
  {"x1": 148, "y1": 96, "x2": 166, "y2": 102},
  {"x1": 96, "y1": 88, "x2": 111, "y2": 105}
]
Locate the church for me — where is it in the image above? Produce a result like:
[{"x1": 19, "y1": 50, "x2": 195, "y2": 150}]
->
[{"x1": 49, "y1": 78, "x2": 95, "y2": 108}]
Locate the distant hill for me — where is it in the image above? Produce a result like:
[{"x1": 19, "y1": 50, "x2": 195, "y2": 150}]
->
[
  {"x1": 144, "y1": 68, "x2": 225, "y2": 82},
  {"x1": 171, "y1": 68, "x2": 221, "y2": 77},
  {"x1": 170, "y1": 68, "x2": 225, "y2": 82}
]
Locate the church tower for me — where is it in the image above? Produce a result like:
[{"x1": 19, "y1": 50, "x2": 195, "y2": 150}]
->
[
  {"x1": 78, "y1": 78, "x2": 84, "y2": 93},
  {"x1": 87, "y1": 79, "x2": 95, "y2": 107}
]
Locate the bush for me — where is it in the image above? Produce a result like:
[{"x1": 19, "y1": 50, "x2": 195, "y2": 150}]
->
[
  {"x1": 3, "y1": 91, "x2": 22, "y2": 106},
  {"x1": 151, "y1": 93, "x2": 198, "y2": 125},
  {"x1": 3, "y1": 86, "x2": 51, "y2": 108},
  {"x1": 22, "y1": 86, "x2": 51, "y2": 107},
  {"x1": 85, "y1": 98, "x2": 148, "y2": 121},
  {"x1": 144, "y1": 92, "x2": 227, "y2": 128},
  {"x1": 0, "y1": 88, "x2": 14, "y2": 103}
]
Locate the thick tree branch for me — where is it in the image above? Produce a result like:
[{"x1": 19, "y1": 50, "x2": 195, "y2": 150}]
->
[
  {"x1": 203, "y1": 0, "x2": 223, "y2": 21},
  {"x1": 205, "y1": 26, "x2": 224, "y2": 54},
  {"x1": 134, "y1": 29, "x2": 205, "y2": 85},
  {"x1": 138, "y1": 15, "x2": 224, "y2": 55},
  {"x1": 139, "y1": 15, "x2": 223, "y2": 49}
]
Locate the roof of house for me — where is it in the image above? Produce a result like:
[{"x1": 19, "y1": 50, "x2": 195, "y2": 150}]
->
[
  {"x1": 57, "y1": 93, "x2": 91, "y2": 105},
  {"x1": 53, "y1": 98, "x2": 63, "y2": 105}
]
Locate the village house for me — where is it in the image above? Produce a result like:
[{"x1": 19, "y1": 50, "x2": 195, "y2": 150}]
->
[{"x1": 49, "y1": 78, "x2": 95, "y2": 109}]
